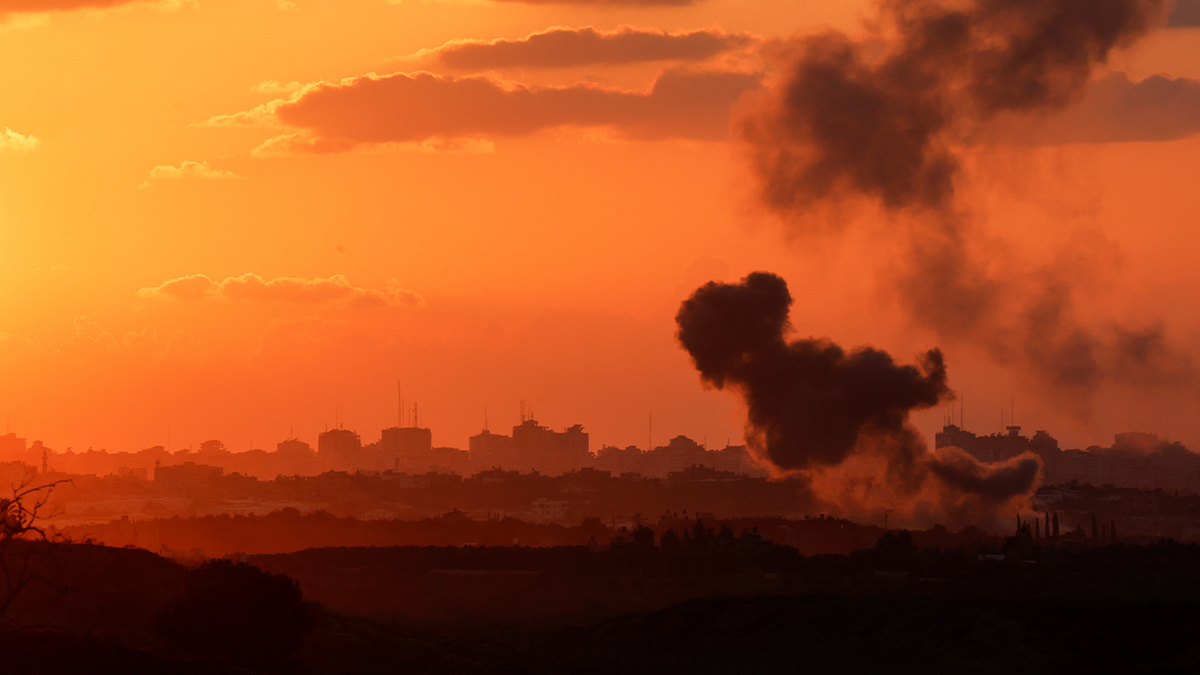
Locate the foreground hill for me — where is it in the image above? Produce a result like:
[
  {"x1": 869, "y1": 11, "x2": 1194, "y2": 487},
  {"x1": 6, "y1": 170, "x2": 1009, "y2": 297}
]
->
[{"x1": 7, "y1": 539, "x2": 1200, "y2": 673}]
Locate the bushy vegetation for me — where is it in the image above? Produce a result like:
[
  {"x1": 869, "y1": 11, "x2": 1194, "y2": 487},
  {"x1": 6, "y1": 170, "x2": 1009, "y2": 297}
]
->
[{"x1": 158, "y1": 559, "x2": 312, "y2": 672}]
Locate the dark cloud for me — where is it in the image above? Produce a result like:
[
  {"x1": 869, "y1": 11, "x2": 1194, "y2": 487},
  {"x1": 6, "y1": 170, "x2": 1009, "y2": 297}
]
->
[
  {"x1": 1168, "y1": 0, "x2": 1200, "y2": 26},
  {"x1": 738, "y1": 0, "x2": 1192, "y2": 398},
  {"x1": 421, "y1": 26, "x2": 753, "y2": 70},
  {"x1": 257, "y1": 68, "x2": 760, "y2": 149},
  {"x1": 676, "y1": 272, "x2": 1039, "y2": 505},
  {"x1": 1018, "y1": 72, "x2": 1200, "y2": 144}
]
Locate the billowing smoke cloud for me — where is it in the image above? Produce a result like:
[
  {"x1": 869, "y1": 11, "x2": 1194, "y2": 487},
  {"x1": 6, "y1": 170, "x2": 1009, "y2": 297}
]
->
[
  {"x1": 739, "y1": 0, "x2": 1192, "y2": 398},
  {"x1": 677, "y1": 272, "x2": 1041, "y2": 513},
  {"x1": 745, "y1": 0, "x2": 1166, "y2": 213}
]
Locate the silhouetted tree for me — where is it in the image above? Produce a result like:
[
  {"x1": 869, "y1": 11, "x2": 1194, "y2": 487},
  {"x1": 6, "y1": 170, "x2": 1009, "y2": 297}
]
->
[
  {"x1": 158, "y1": 559, "x2": 311, "y2": 672},
  {"x1": 1052, "y1": 512, "x2": 1060, "y2": 538},
  {"x1": 1, "y1": 479, "x2": 66, "y2": 621},
  {"x1": 659, "y1": 529, "x2": 681, "y2": 551},
  {"x1": 631, "y1": 524, "x2": 656, "y2": 548},
  {"x1": 717, "y1": 524, "x2": 735, "y2": 547},
  {"x1": 875, "y1": 529, "x2": 915, "y2": 555}
]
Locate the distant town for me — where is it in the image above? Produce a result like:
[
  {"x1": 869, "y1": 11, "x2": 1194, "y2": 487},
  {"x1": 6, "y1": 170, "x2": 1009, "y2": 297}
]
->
[
  {"x1": 1, "y1": 414, "x2": 1196, "y2": 491},
  {"x1": 0, "y1": 413, "x2": 766, "y2": 483},
  {"x1": 1, "y1": 414, "x2": 1199, "y2": 548}
]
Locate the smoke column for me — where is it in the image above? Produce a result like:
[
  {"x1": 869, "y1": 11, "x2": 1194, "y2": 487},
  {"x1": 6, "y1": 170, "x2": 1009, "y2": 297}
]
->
[
  {"x1": 739, "y1": 0, "x2": 1191, "y2": 399},
  {"x1": 677, "y1": 272, "x2": 1042, "y2": 518}
]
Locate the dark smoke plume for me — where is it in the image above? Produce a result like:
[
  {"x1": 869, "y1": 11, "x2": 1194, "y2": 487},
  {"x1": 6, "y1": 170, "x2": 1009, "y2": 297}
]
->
[
  {"x1": 746, "y1": 0, "x2": 1165, "y2": 214},
  {"x1": 677, "y1": 272, "x2": 1041, "y2": 506},
  {"x1": 740, "y1": 0, "x2": 1191, "y2": 398}
]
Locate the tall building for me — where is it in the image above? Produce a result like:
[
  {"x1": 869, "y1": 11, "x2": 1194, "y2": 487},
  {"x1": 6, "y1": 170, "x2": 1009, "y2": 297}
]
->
[
  {"x1": 379, "y1": 426, "x2": 433, "y2": 472},
  {"x1": 318, "y1": 427, "x2": 362, "y2": 470}
]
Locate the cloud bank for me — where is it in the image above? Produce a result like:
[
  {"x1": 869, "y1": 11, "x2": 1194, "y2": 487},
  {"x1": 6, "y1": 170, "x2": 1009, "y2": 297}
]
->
[
  {"x1": 138, "y1": 273, "x2": 422, "y2": 308},
  {"x1": 216, "y1": 68, "x2": 761, "y2": 152},
  {"x1": 1168, "y1": 0, "x2": 1200, "y2": 26},
  {"x1": 414, "y1": 26, "x2": 754, "y2": 70},
  {"x1": 1020, "y1": 72, "x2": 1200, "y2": 144}
]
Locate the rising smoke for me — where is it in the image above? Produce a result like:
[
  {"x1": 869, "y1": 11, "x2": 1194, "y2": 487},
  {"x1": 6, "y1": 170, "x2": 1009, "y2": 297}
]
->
[
  {"x1": 677, "y1": 272, "x2": 1042, "y2": 515},
  {"x1": 739, "y1": 0, "x2": 1190, "y2": 397}
]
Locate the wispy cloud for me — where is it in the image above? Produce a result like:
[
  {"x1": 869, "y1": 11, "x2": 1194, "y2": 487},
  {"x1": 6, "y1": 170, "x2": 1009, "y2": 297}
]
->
[
  {"x1": 139, "y1": 160, "x2": 241, "y2": 188},
  {"x1": 138, "y1": 273, "x2": 423, "y2": 308},
  {"x1": 0, "y1": 127, "x2": 39, "y2": 151},
  {"x1": 0, "y1": 0, "x2": 193, "y2": 21}
]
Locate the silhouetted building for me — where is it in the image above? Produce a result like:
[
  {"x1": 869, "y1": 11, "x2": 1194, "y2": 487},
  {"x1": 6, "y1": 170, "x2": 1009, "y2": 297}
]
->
[
  {"x1": 155, "y1": 461, "x2": 224, "y2": 489},
  {"x1": 469, "y1": 430, "x2": 514, "y2": 468},
  {"x1": 379, "y1": 426, "x2": 433, "y2": 471},
  {"x1": 318, "y1": 428, "x2": 362, "y2": 470},
  {"x1": 0, "y1": 432, "x2": 27, "y2": 463},
  {"x1": 469, "y1": 419, "x2": 590, "y2": 475},
  {"x1": 937, "y1": 423, "x2": 1200, "y2": 491}
]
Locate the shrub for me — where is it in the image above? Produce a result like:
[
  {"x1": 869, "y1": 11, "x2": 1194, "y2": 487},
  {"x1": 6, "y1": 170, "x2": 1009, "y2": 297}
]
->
[{"x1": 158, "y1": 559, "x2": 311, "y2": 672}]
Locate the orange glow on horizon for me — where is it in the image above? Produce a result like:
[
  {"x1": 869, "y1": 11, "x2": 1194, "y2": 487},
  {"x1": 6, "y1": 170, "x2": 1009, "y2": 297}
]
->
[{"x1": 0, "y1": 0, "x2": 1197, "y2": 476}]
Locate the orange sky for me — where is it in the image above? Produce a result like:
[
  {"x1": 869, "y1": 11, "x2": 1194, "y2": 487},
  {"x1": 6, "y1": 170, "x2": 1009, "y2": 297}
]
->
[{"x1": 0, "y1": 0, "x2": 1197, "y2": 458}]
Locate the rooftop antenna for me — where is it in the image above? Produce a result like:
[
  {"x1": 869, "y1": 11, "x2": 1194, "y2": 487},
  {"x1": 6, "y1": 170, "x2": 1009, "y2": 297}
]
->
[
  {"x1": 336, "y1": 404, "x2": 340, "y2": 429},
  {"x1": 484, "y1": 406, "x2": 489, "y2": 432},
  {"x1": 520, "y1": 400, "x2": 525, "y2": 423}
]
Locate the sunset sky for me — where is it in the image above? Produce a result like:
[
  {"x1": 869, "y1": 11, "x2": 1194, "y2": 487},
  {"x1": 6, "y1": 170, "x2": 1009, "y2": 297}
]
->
[{"x1": 1, "y1": 0, "x2": 1198, "y2": 459}]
